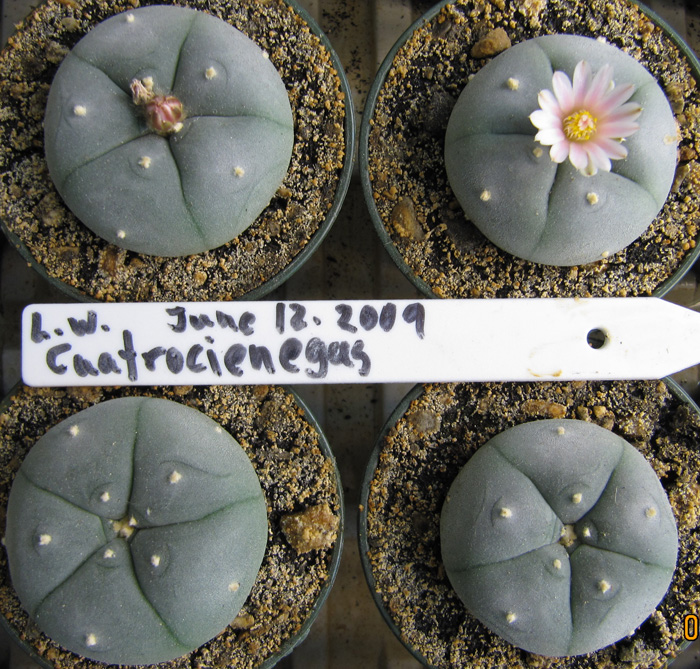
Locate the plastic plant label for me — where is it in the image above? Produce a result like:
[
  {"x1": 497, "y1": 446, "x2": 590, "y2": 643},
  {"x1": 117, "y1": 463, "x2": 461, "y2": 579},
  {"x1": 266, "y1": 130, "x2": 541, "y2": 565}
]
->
[{"x1": 21, "y1": 298, "x2": 700, "y2": 387}]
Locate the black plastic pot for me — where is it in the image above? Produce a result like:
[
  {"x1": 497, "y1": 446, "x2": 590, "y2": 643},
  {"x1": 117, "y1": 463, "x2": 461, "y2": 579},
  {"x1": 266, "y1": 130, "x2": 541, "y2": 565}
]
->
[
  {"x1": 0, "y1": 0, "x2": 355, "y2": 302},
  {"x1": 0, "y1": 384, "x2": 344, "y2": 668},
  {"x1": 359, "y1": 377, "x2": 698, "y2": 667},
  {"x1": 359, "y1": 0, "x2": 700, "y2": 299}
]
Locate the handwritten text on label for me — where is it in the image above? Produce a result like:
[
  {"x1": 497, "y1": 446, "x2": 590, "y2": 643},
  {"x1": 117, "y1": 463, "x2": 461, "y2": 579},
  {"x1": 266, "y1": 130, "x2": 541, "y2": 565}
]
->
[{"x1": 26, "y1": 302, "x2": 426, "y2": 385}]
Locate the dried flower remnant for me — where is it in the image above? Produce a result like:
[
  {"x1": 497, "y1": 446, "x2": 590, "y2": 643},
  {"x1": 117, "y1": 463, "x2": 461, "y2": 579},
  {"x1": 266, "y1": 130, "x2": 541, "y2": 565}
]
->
[
  {"x1": 529, "y1": 61, "x2": 642, "y2": 176},
  {"x1": 130, "y1": 78, "x2": 184, "y2": 136}
]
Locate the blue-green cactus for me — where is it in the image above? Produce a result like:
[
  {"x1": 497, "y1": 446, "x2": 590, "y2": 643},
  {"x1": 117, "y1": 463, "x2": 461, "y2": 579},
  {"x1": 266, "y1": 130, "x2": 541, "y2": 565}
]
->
[
  {"x1": 440, "y1": 419, "x2": 678, "y2": 657},
  {"x1": 43, "y1": 5, "x2": 294, "y2": 257},
  {"x1": 444, "y1": 35, "x2": 678, "y2": 266},
  {"x1": 4, "y1": 397, "x2": 268, "y2": 665}
]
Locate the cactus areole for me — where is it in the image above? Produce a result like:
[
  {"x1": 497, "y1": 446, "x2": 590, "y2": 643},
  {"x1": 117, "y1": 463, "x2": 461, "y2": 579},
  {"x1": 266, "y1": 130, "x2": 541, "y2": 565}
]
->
[
  {"x1": 440, "y1": 419, "x2": 678, "y2": 657},
  {"x1": 444, "y1": 35, "x2": 678, "y2": 266},
  {"x1": 43, "y1": 6, "x2": 295, "y2": 257},
  {"x1": 4, "y1": 397, "x2": 268, "y2": 665}
]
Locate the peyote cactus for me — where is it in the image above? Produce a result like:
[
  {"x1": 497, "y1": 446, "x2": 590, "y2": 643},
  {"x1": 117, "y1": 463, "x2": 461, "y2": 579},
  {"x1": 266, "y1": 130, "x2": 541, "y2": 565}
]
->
[
  {"x1": 444, "y1": 35, "x2": 678, "y2": 266},
  {"x1": 440, "y1": 419, "x2": 678, "y2": 657},
  {"x1": 43, "y1": 6, "x2": 294, "y2": 257},
  {"x1": 4, "y1": 397, "x2": 268, "y2": 665}
]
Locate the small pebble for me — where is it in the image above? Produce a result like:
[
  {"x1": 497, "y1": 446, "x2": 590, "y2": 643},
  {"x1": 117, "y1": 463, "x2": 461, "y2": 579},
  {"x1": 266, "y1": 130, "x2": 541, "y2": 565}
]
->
[{"x1": 471, "y1": 28, "x2": 511, "y2": 58}]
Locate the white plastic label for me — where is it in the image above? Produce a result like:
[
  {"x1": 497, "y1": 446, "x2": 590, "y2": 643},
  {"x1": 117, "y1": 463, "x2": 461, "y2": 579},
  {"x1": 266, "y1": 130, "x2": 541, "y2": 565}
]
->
[{"x1": 21, "y1": 298, "x2": 700, "y2": 386}]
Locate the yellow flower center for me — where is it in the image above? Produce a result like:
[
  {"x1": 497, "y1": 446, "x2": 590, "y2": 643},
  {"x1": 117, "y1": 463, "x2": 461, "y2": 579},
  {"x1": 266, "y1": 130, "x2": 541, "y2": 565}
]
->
[{"x1": 563, "y1": 110, "x2": 598, "y2": 142}]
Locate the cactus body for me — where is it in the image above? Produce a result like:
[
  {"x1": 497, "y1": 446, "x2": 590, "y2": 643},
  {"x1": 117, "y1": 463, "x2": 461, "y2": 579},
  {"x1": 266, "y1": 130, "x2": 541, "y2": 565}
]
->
[
  {"x1": 5, "y1": 397, "x2": 268, "y2": 665},
  {"x1": 440, "y1": 419, "x2": 677, "y2": 657},
  {"x1": 444, "y1": 35, "x2": 677, "y2": 266},
  {"x1": 44, "y1": 6, "x2": 294, "y2": 257}
]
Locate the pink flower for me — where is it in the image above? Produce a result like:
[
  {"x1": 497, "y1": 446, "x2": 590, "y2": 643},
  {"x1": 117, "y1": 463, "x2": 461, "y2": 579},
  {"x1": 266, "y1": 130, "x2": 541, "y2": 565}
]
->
[{"x1": 529, "y1": 61, "x2": 642, "y2": 176}]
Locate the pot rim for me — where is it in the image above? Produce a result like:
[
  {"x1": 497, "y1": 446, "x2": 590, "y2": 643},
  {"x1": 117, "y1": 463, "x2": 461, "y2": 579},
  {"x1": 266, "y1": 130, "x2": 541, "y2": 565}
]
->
[
  {"x1": 260, "y1": 383, "x2": 345, "y2": 667},
  {"x1": 358, "y1": 382, "x2": 427, "y2": 664},
  {"x1": 358, "y1": 0, "x2": 700, "y2": 300},
  {"x1": 358, "y1": 377, "x2": 697, "y2": 667},
  {"x1": 0, "y1": 0, "x2": 356, "y2": 303},
  {"x1": 0, "y1": 383, "x2": 344, "y2": 668},
  {"x1": 246, "y1": 0, "x2": 356, "y2": 301}
]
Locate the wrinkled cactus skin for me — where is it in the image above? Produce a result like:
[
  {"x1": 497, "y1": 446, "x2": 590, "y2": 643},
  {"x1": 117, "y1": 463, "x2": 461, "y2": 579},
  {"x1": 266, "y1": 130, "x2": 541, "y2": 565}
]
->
[
  {"x1": 444, "y1": 35, "x2": 677, "y2": 266},
  {"x1": 440, "y1": 419, "x2": 678, "y2": 657},
  {"x1": 5, "y1": 397, "x2": 268, "y2": 665},
  {"x1": 44, "y1": 6, "x2": 294, "y2": 257}
]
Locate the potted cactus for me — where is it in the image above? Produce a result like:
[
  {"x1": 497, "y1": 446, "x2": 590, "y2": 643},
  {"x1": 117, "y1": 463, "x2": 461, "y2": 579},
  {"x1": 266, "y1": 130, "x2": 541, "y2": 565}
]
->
[
  {"x1": 0, "y1": 0, "x2": 354, "y2": 301},
  {"x1": 360, "y1": 0, "x2": 700, "y2": 298},
  {"x1": 5, "y1": 396, "x2": 269, "y2": 665},
  {"x1": 0, "y1": 384, "x2": 343, "y2": 668},
  {"x1": 359, "y1": 379, "x2": 700, "y2": 667}
]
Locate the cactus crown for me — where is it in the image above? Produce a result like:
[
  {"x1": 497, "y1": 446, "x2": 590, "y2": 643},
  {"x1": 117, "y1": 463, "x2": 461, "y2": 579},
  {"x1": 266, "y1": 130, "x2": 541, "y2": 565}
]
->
[
  {"x1": 441, "y1": 419, "x2": 678, "y2": 657},
  {"x1": 4, "y1": 397, "x2": 268, "y2": 665}
]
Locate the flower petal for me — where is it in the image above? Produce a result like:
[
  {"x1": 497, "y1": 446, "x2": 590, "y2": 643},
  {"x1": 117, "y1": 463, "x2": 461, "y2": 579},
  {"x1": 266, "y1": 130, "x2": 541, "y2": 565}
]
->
[
  {"x1": 596, "y1": 119, "x2": 640, "y2": 139},
  {"x1": 606, "y1": 101, "x2": 643, "y2": 122},
  {"x1": 535, "y1": 127, "x2": 566, "y2": 145},
  {"x1": 596, "y1": 82, "x2": 636, "y2": 115},
  {"x1": 571, "y1": 60, "x2": 592, "y2": 107},
  {"x1": 595, "y1": 137, "x2": 629, "y2": 160},
  {"x1": 585, "y1": 142, "x2": 612, "y2": 172},
  {"x1": 529, "y1": 109, "x2": 559, "y2": 130},
  {"x1": 552, "y1": 71, "x2": 575, "y2": 112},
  {"x1": 549, "y1": 140, "x2": 570, "y2": 163},
  {"x1": 568, "y1": 142, "x2": 590, "y2": 172},
  {"x1": 537, "y1": 88, "x2": 561, "y2": 115},
  {"x1": 583, "y1": 63, "x2": 614, "y2": 108},
  {"x1": 581, "y1": 159, "x2": 598, "y2": 177}
]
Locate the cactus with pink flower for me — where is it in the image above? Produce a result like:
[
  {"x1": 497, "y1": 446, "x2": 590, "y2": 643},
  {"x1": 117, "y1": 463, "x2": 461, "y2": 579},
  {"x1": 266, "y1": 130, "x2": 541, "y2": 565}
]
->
[{"x1": 445, "y1": 35, "x2": 678, "y2": 266}]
